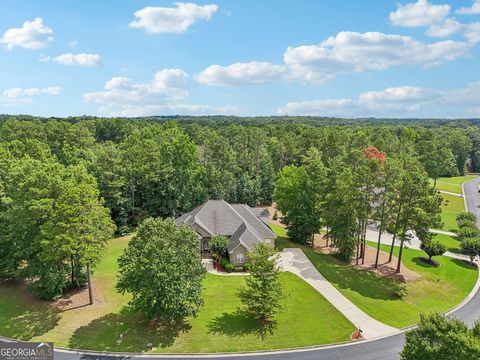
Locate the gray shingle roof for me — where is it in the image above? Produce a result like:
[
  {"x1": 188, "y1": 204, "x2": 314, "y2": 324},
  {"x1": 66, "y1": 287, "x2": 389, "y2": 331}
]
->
[{"x1": 176, "y1": 200, "x2": 274, "y2": 252}]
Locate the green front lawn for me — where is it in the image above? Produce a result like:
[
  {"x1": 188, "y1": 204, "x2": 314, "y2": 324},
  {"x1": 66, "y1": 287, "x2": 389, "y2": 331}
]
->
[
  {"x1": 272, "y1": 225, "x2": 477, "y2": 328},
  {"x1": 429, "y1": 175, "x2": 478, "y2": 195},
  {"x1": 0, "y1": 234, "x2": 355, "y2": 352},
  {"x1": 433, "y1": 233, "x2": 460, "y2": 253},
  {"x1": 438, "y1": 193, "x2": 465, "y2": 232}
]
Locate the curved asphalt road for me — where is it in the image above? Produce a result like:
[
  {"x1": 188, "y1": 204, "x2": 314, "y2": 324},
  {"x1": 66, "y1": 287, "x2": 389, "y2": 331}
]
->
[{"x1": 9, "y1": 178, "x2": 480, "y2": 360}]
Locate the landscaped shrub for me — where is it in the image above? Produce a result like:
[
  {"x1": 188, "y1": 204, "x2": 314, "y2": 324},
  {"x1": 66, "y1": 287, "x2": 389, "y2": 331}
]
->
[
  {"x1": 233, "y1": 267, "x2": 243, "y2": 272},
  {"x1": 393, "y1": 283, "x2": 408, "y2": 299},
  {"x1": 272, "y1": 210, "x2": 278, "y2": 220},
  {"x1": 225, "y1": 263, "x2": 234, "y2": 273},
  {"x1": 221, "y1": 257, "x2": 230, "y2": 268},
  {"x1": 243, "y1": 262, "x2": 252, "y2": 272}
]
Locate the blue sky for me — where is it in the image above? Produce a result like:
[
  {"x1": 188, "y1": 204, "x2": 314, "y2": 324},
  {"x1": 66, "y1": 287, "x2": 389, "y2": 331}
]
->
[{"x1": 1, "y1": 0, "x2": 480, "y2": 118}]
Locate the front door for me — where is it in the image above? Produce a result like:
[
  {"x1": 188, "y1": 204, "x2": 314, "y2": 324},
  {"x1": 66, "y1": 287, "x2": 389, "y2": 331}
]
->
[{"x1": 202, "y1": 239, "x2": 209, "y2": 253}]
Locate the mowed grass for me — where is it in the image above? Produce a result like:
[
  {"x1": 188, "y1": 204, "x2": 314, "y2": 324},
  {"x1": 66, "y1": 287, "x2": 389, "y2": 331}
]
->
[
  {"x1": 429, "y1": 175, "x2": 478, "y2": 195},
  {"x1": 272, "y1": 224, "x2": 477, "y2": 328},
  {"x1": 68, "y1": 272, "x2": 354, "y2": 353},
  {"x1": 0, "y1": 233, "x2": 355, "y2": 352},
  {"x1": 433, "y1": 233, "x2": 461, "y2": 253},
  {"x1": 439, "y1": 193, "x2": 465, "y2": 231}
]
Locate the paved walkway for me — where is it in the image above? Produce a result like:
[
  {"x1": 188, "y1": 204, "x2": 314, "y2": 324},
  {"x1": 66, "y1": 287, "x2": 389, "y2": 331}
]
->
[
  {"x1": 280, "y1": 248, "x2": 398, "y2": 339},
  {"x1": 430, "y1": 228, "x2": 457, "y2": 236},
  {"x1": 438, "y1": 190, "x2": 464, "y2": 197}
]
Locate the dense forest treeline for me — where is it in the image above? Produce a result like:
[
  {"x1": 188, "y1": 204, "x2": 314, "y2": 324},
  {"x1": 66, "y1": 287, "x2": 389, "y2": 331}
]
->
[
  {"x1": 0, "y1": 115, "x2": 479, "y2": 231},
  {"x1": 0, "y1": 115, "x2": 479, "y2": 298},
  {"x1": 2, "y1": 114, "x2": 480, "y2": 128}
]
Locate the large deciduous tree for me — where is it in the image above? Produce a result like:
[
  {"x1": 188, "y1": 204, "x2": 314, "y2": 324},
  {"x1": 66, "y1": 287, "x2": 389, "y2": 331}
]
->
[
  {"x1": 117, "y1": 218, "x2": 206, "y2": 321},
  {"x1": 401, "y1": 313, "x2": 480, "y2": 360},
  {"x1": 274, "y1": 148, "x2": 326, "y2": 244}
]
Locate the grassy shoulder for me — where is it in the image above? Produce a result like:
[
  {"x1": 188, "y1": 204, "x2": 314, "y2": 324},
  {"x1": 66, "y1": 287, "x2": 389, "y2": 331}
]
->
[
  {"x1": 0, "y1": 233, "x2": 355, "y2": 352},
  {"x1": 438, "y1": 193, "x2": 465, "y2": 232},
  {"x1": 433, "y1": 233, "x2": 460, "y2": 253},
  {"x1": 429, "y1": 175, "x2": 478, "y2": 231},
  {"x1": 429, "y1": 175, "x2": 478, "y2": 194},
  {"x1": 271, "y1": 224, "x2": 477, "y2": 328}
]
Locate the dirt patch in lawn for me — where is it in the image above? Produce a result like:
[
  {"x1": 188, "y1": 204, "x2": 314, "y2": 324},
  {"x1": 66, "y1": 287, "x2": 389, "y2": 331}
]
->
[
  {"x1": 314, "y1": 237, "x2": 421, "y2": 282},
  {"x1": 264, "y1": 203, "x2": 421, "y2": 281},
  {"x1": 54, "y1": 281, "x2": 105, "y2": 311},
  {"x1": 356, "y1": 245, "x2": 422, "y2": 282}
]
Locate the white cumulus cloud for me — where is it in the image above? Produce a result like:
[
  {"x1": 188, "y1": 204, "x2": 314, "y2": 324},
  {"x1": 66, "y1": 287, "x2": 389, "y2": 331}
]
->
[
  {"x1": 457, "y1": 0, "x2": 480, "y2": 15},
  {"x1": 196, "y1": 62, "x2": 287, "y2": 86},
  {"x1": 84, "y1": 69, "x2": 189, "y2": 107},
  {"x1": 130, "y1": 2, "x2": 218, "y2": 34},
  {"x1": 2, "y1": 86, "x2": 62, "y2": 98},
  {"x1": 42, "y1": 53, "x2": 101, "y2": 67},
  {"x1": 390, "y1": 0, "x2": 450, "y2": 27},
  {"x1": 389, "y1": 1, "x2": 480, "y2": 43},
  {"x1": 197, "y1": 31, "x2": 471, "y2": 86},
  {"x1": 283, "y1": 32, "x2": 470, "y2": 83},
  {"x1": 276, "y1": 83, "x2": 480, "y2": 118},
  {"x1": 0, "y1": 18, "x2": 53, "y2": 49},
  {"x1": 109, "y1": 103, "x2": 238, "y2": 117},
  {"x1": 84, "y1": 69, "x2": 237, "y2": 116}
]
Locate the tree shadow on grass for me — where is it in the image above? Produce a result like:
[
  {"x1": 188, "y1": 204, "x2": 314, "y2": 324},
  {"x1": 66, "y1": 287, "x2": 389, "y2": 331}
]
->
[
  {"x1": 0, "y1": 282, "x2": 61, "y2": 340},
  {"x1": 69, "y1": 309, "x2": 191, "y2": 352},
  {"x1": 301, "y1": 249, "x2": 402, "y2": 301},
  {"x1": 451, "y1": 258, "x2": 478, "y2": 270},
  {"x1": 276, "y1": 236, "x2": 404, "y2": 301},
  {"x1": 207, "y1": 309, "x2": 277, "y2": 340}
]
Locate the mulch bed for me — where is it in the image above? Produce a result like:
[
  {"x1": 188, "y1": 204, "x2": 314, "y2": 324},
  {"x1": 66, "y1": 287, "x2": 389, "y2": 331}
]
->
[{"x1": 418, "y1": 257, "x2": 440, "y2": 267}]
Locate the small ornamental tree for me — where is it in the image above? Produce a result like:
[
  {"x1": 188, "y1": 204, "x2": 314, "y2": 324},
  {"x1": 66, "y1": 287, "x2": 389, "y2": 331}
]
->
[
  {"x1": 457, "y1": 226, "x2": 480, "y2": 242},
  {"x1": 209, "y1": 235, "x2": 229, "y2": 261},
  {"x1": 456, "y1": 212, "x2": 477, "y2": 229},
  {"x1": 460, "y1": 237, "x2": 480, "y2": 264},
  {"x1": 401, "y1": 313, "x2": 480, "y2": 360},
  {"x1": 420, "y1": 239, "x2": 446, "y2": 261},
  {"x1": 238, "y1": 243, "x2": 284, "y2": 322},
  {"x1": 117, "y1": 218, "x2": 206, "y2": 321}
]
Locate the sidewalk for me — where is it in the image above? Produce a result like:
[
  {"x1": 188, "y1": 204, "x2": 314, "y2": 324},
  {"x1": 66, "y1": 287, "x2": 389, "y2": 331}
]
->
[{"x1": 280, "y1": 248, "x2": 398, "y2": 339}]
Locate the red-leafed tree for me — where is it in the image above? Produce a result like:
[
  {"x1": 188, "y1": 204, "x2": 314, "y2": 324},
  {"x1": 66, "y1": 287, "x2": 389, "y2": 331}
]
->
[{"x1": 363, "y1": 146, "x2": 386, "y2": 163}]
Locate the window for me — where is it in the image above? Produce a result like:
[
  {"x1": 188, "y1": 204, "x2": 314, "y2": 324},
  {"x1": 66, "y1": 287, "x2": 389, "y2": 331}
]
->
[{"x1": 236, "y1": 252, "x2": 245, "y2": 264}]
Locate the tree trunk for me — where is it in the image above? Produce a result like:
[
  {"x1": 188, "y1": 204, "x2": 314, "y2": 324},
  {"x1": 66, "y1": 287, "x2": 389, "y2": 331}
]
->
[
  {"x1": 70, "y1": 255, "x2": 75, "y2": 286},
  {"x1": 375, "y1": 228, "x2": 382, "y2": 268},
  {"x1": 389, "y1": 199, "x2": 404, "y2": 263},
  {"x1": 396, "y1": 224, "x2": 408, "y2": 273},
  {"x1": 355, "y1": 228, "x2": 361, "y2": 265},
  {"x1": 388, "y1": 232, "x2": 397, "y2": 263},
  {"x1": 433, "y1": 177, "x2": 437, "y2": 187},
  {"x1": 87, "y1": 263, "x2": 93, "y2": 305},
  {"x1": 375, "y1": 197, "x2": 387, "y2": 268},
  {"x1": 361, "y1": 220, "x2": 368, "y2": 265}
]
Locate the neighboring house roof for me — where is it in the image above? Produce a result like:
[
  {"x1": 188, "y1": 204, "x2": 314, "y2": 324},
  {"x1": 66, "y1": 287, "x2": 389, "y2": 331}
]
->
[{"x1": 176, "y1": 200, "x2": 274, "y2": 252}]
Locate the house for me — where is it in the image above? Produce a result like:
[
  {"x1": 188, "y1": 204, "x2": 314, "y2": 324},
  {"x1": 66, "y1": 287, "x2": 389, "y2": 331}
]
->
[{"x1": 175, "y1": 200, "x2": 274, "y2": 267}]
